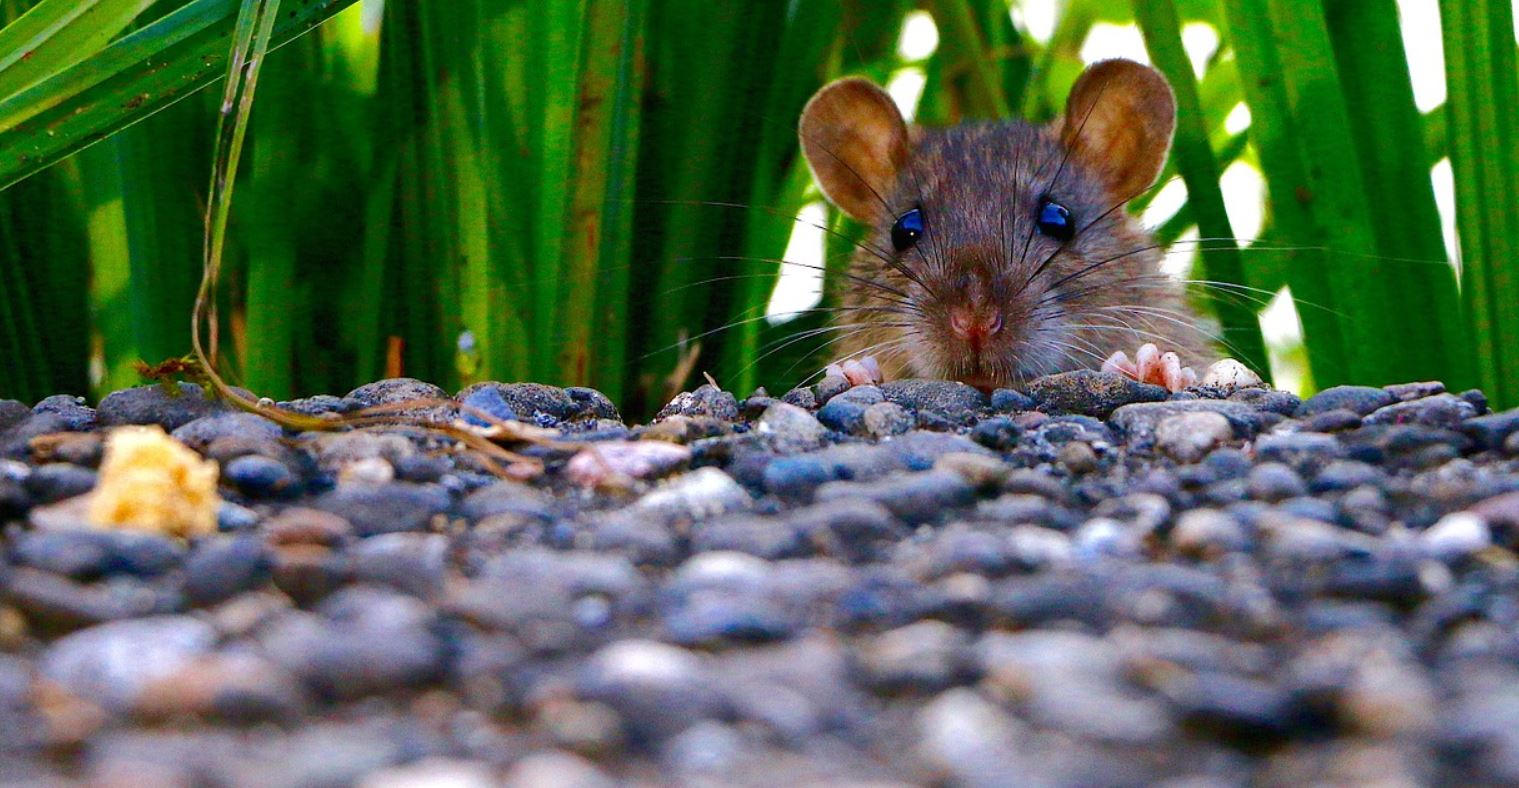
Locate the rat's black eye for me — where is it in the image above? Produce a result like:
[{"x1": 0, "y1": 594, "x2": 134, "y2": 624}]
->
[
  {"x1": 1036, "y1": 199, "x2": 1074, "y2": 242},
  {"x1": 891, "y1": 208, "x2": 924, "y2": 252}
]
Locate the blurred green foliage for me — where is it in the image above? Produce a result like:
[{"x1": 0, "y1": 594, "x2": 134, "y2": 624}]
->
[{"x1": 0, "y1": 0, "x2": 1512, "y2": 411}]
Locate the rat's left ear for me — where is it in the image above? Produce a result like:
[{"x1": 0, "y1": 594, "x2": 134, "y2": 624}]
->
[{"x1": 1060, "y1": 59, "x2": 1176, "y2": 199}]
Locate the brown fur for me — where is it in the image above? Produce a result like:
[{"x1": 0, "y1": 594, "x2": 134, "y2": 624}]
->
[{"x1": 799, "y1": 59, "x2": 1214, "y2": 390}]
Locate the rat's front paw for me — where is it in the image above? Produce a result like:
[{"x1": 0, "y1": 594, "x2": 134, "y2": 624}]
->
[
  {"x1": 1102, "y1": 343, "x2": 1198, "y2": 392},
  {"x1": 824, "y1": 356, "x2": 884, "y2": 387}
]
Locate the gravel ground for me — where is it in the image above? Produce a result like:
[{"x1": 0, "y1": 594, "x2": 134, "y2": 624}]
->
[{"x1": 1, "y1": 372, "x2": 1518, "y2": 786}]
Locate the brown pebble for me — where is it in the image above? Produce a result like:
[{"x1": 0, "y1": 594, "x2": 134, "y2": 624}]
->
[
  {"x1": 270, "y1": 543, "x2": 347, "y2": 606},
  {"x1": 1058, "y1": 441, "x2": 1099, "y2": 474},
  {"x1": 264, "y1": 507, "x2": 354, "y2": 547},
  {"x1": 0, "y1": 606, "x2": 27, "y2": 650},
  {"x1": 134, "y1": 652, "x2": 305, "y2": 724},
  {"x1": 28, "y1": 433, "x2": 103, "y2": 468},
  {"x1": 31, "y1": 679, "x2": 107, "y2": 748},
  {"x1": 934, "y1": 452, "x2": 1011, "y2": 489},
  {"x1": 537, "y1": 698, "x2": 626, "y2": 756},
  {"x1": 1013, "y1": 411, "x2": 1050, "y2": 430}
]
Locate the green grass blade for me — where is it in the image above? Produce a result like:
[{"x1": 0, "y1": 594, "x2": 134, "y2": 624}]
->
[
  {"x1": 240, "y1": 35, "x2": 304, "y2": 398},
  {"x1": 347, "y1": 154, "x2": 398, "y2": 386},
  {"x1": 1263, "y1": 0, "x2": 1396, "y2": 385},
  {"x1": 0, "y1": 0, "x2": 157, "y2": 100},
  {"x1": 557, "y1": 0, "x2": 645, "y2": 396},
  {"x1": 0, "y1": 0, "x2": 359, "y2": 192},
  {"x1": 529, "y1": 0, "x2": 587, "y2": 382},
  {"x1": 1220, "y1": 0, "x2": 1351, "y2": 387},
  {"x1": 638, "y1": 0, "x2": 751, "y2": 401},
  {"x1": 721, "y1": 0, "x2": 842, "y2": 395},
  {"x1": 67, "y1": 142, "x2": 139, "y2": 394},
  {"x1": 1325, "y1": 0, "x2": 1469, "y2": 390},
  {"x1": 1440, "y1": 0, "x2": 1519, "y2": 406},
  {"x1": 0, "y1": 181, "x2": 57, "y2": 401},
  {"x1": 69, "y1": 107, "x2": 205, "y2": 395},
  {"x1": 925, "y1": 0, "x2": 1012, "y2": 118},
  {"x1": 1135, "y1": 0, "x2": 1269, "y2": 378}
]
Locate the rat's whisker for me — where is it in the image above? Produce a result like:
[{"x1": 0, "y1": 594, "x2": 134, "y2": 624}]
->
[
  {"x1": 756, "y1": 320, "x2": 918, "y2": 357},
  {"x1": 1072, "y1": 313, "x2": 1253, "y2": 362},
  {"x1": 782, "y1": 332, "x2": 922, "y2": 385},
  {"x1": 1080, "y1": 306, "x2": 1224, "y2": 343},
  {"x1": 639, "y1": 306, "x2": 913, "y2": 362},
  {"x1": 759, "y1": 320, "x2": 916, "y2": 373},
  {"x1": 679, "y1": 255, "x2": 917, "y2": 305},
  {"x1": 645, "y1": 198, "x2": 899, "y2": 266}
]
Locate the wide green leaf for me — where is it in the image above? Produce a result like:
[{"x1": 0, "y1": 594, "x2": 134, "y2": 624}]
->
[
  {"x1": 0, "y1": 0, "x2": 358, "y2": 192},
  {"x1": 0, "y1": 0, "x2": 157, "y2": 100}
]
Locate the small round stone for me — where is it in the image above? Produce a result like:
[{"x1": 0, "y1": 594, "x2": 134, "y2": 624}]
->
[
  {"x1": 224, "y1": 455, "x2": 298, "y2": 497},
  {"x1": 1247, "y1": 462, "x2": 1308, "y2": 502},
  {"x1": 1155, "y1": 411, "x2": 1232, "y2": 463},
  {"x1": 1057, "y1": 441, "x2": 1099, "y2": 474},
  {"x1": 1421, "y1": 512, "x2": 1491, "y2": 560},
  {"x1": 863, "y1": 402, "x2": 914, "y2": 437}
]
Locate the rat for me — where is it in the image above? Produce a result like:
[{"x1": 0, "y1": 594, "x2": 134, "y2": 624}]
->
[{"x1": 798, "y1": 58, "x2": 1249, "y2": 393}]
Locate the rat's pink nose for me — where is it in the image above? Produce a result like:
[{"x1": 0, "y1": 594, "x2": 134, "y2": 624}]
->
[{"x1": 949, "y1": 306, "x2": 1003, "y2": 351}]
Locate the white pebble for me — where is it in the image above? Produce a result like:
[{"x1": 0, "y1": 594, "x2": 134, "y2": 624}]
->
[
  {"x1": 339, "y1": 456, "x2": 395, "y2": 486},
  {"x1": 633, "y1": 467, "x2": 750, "y2": 521},
  {"x1": 1421, "y1": 511, "x2": 1491, "y2": 559},
  {"x1": 565, "y1": 440, "x2": 691, "y2": 487},
  {"x1": 1201, "y1": 358, "x2": 1263, "y2": 390}
]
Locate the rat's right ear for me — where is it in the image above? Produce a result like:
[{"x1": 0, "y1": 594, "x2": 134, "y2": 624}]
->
[
  {"x1": 799, "y1": 78, "x2": 910, "y2": 222},
  {"x1": 1060, "y1": 59, "x2": 1176, "y2": 199}
]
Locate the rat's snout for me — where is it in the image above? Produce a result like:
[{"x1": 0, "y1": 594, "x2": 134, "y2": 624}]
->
[{"x1": 948, "y1": 305, "x2": 1004, "y2": 352}]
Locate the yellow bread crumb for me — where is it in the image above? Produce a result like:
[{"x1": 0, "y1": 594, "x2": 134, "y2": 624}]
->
[{"x1": 87, "y1": 425, "x2": 220, "y2": 538}]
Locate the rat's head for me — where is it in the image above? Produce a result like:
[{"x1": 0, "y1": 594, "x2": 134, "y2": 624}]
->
[{"x1": 799, "y1": 59, "x2": 1177, "y2": 390}]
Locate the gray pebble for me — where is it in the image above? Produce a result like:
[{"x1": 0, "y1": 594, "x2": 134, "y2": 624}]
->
[
  {"x1": 1029, "y1": 370, "x2": 1168, "y2": 418},
  {"x1": 990, "y1": 388, "x2": 1036, "y2": 412},
  {"x1": 658, "y1": 384, "x2": 740, "y2": 421},
  {"x1": 881, "y1": 379, "x2": 986, "y2": 422},
  {"x1": 856, "y1": 620, "x2": 973, "y2": 693},
  {"x1": 33, "y1": 395, "x2": 97, "y2": 431},
  {"x1": 1297, "y1": 385, "x2": 1395, "y2": 417},
  {"x1": 97, "y1": 383, "x2": 230, "y2": 431},
  {"x1": 755, "y1": 402, "x2": 827, "y2": 453},
  {"x1": 309, "y1": 482, "x2": 452, "y2": 536},
  {"x1": 1110, "y1": 400, "x2": 1259, "y2": 449},
  {"x1": 1155, "y1": 410, "x2": 1233, "y2": 462},
  {"x1": 816, "y1": 469, "x2": 975, "y2": 524},
  {"x1": 1363, "y1": 393, "x2": 1478, "y2": 428},
  {"x1": 863, "y1": 401, "x2": 914, "y2": 437},
  {"x1": 184, "y1": 537, "x2": 272, "y2": 606},
  {"x1": 23, "y1": 463, "x2": 96, "y2": 504},
  {"x1": 459, "y1": 382, "x2": 579, "y2": 425},
  {"x1": 1248, "y1": 462, "x2": 1308, "y2": 502},
  {"x1": 224, "y1": 455, "x2": 298, "y2": 498},
  {"x1": 171, "y1": 412, "x2": 283, "y2": 453},
  {"x1": 1464, "y1": 407, "x2": 1519, "y2": 450}
]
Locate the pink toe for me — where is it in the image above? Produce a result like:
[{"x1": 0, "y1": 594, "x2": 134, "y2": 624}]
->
[
  {"x1": 860, "y1": 356, "x2": 884, "y2": 384},
  {"x1": 1135, "y1": 344, "x2": 1160, "y2": 383},
  {"x1": 842, "y1": 360, "x2": 875, "y2": 387}
]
